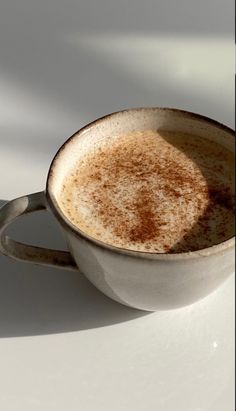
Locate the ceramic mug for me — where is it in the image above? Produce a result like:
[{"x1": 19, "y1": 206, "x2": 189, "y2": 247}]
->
[{"x1": 0, "y1": 108, "x2": 235, "y2": 311}]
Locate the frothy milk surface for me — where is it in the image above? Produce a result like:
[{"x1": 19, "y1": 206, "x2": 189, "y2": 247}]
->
[{"x1": 59, "y1": 130, "x2": 235, "y2": 253}]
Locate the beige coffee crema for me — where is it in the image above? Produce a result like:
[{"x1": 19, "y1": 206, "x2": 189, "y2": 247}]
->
[{"x1": 59, "y1": 130, "x2": 235, "y2": 253}]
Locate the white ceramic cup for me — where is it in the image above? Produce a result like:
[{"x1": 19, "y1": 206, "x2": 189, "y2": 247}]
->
[{"x1": 0, "y1": 108, "x2": 235, "y2": 311}]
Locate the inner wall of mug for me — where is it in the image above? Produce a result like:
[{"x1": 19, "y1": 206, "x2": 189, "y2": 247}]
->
[{"x1": 49, "y1": 108, "x2": 235, "y2": 210}]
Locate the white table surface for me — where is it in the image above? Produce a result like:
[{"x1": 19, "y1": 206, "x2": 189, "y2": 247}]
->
[{"x1": 0, "y1": 2, "x2": 235, "y2": 409}]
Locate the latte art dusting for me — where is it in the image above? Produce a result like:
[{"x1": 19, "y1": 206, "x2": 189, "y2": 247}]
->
[{"x1": 60, "y1": 130, "x2": 235, "y2": 253}]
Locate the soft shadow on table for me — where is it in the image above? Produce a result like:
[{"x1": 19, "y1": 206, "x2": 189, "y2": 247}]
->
[{"x1": 0, "y1": 200, "x2": 147, "y2": 338}]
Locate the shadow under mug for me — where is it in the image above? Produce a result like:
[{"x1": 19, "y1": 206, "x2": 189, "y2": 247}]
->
[{"x1": 0, "y1": 108, "x2": 235, "y2": 311}]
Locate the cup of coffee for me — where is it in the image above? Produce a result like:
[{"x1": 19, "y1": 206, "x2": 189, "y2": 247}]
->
[{"x1": 0, "y1": 108, "x2": 235, "y2": 310}]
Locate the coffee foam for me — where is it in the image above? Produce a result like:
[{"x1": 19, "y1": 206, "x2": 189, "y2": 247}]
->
[{"x1": 59, "y1": 130, "x2": 235, "y2": 253}]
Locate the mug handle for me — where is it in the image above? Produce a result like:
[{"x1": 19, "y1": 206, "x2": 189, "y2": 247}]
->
[{"x1": 0, "y1": 191, "x2": 77, "y2": 270}]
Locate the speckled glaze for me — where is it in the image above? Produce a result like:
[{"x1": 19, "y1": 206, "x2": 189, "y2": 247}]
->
[{"x1": 0, "y1": 108, "x2": 235, "y2": 310}]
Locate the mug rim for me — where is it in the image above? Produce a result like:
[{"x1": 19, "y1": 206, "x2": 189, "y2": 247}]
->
[{"x1": 46, "y1": 107, "x2": 235, "y2": 260}]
